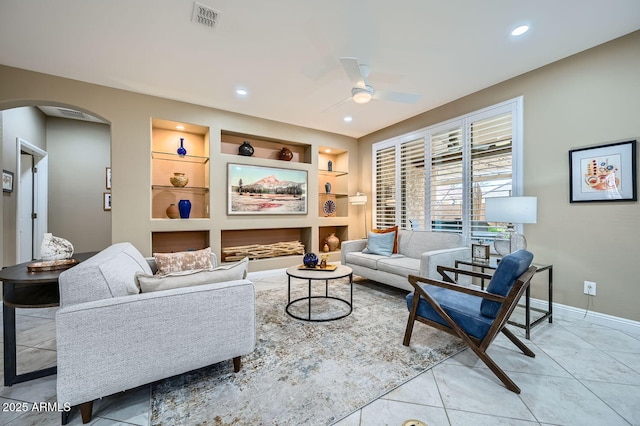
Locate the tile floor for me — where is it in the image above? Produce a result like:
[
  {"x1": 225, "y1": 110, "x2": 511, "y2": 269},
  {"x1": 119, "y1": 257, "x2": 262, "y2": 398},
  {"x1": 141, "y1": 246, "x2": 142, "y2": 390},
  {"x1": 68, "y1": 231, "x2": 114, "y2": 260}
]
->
[{"x1": 1, "y1": 272, "x2": 639, "y2": 426}]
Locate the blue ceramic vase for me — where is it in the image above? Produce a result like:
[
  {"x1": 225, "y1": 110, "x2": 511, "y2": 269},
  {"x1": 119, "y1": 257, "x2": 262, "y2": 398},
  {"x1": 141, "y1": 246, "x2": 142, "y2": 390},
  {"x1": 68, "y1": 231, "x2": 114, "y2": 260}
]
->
[
  {"x1": 178, "y1": 199, "x2": 191, "y2": 219},
  {"x1": 303, "y1": 252, "x2": 318, "y2": 268},
  {"x1": 177, "y1": 138, "x2": 187, "y2": 156}
]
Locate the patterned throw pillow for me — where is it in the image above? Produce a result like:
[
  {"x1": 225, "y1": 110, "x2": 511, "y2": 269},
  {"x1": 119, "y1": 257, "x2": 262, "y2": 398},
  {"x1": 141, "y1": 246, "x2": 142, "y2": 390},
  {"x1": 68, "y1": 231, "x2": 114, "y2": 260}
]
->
[{"x1": 153, "y1": 247, "x2": 213, "y2": 275}]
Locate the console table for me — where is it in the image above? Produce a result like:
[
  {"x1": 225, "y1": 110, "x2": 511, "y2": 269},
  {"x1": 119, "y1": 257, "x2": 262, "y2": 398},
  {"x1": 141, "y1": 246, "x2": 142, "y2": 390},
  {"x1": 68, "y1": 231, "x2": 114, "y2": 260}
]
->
[
  {"x1": 1, "y1": 252, "x2": 96, "y2": 386},
  {"x1": 455, "y1": 258, "x2": 553, "y2": 339}
]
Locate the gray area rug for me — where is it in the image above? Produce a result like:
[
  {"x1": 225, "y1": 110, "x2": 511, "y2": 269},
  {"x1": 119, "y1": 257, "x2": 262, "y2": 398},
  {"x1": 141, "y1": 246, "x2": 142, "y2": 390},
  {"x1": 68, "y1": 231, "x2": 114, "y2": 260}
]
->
[{"x1": 151, "y1": 278, "x2": 465, "y2": 425}]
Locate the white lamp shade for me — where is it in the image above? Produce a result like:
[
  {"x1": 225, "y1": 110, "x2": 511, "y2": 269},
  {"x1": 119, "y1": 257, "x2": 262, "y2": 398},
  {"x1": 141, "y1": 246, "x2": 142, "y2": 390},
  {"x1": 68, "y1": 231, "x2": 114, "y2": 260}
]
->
[
  {"x1": 349, "y1": 193, "x2": 368, "y2": 205},
  {"x1": 485, "y1": 196, "x2": 537, "y2": 224}
]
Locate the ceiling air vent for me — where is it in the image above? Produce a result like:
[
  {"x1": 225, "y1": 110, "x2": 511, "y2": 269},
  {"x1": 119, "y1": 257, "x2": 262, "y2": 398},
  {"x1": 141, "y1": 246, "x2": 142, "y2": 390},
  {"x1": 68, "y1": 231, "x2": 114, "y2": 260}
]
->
[
  {"x1": 192, "y1": 2, "x2": 220, "y2": 29},
  {"x1": 58, "y1": 108, "x2": 89, "y2": 120}
]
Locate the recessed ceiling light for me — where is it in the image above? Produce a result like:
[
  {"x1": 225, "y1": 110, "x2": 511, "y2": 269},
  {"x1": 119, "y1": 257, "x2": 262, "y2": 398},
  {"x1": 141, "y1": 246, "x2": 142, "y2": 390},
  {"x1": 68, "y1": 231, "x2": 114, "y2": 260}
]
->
[
  {"x1": 511, "y1": 25, "x2": 529, "y2": 36},
  {"x1": 236, "y1": 88, "x2": 248, "y2": 96},
  {"x1": 176, "y1": 125, "x2": 185, "y2": 130},
  {"x1": 344, "y1": 116, "x2": 353, "y2": 122},
  {"x1": 324, "y1": 148, "x2": 332, "y2": 153}
]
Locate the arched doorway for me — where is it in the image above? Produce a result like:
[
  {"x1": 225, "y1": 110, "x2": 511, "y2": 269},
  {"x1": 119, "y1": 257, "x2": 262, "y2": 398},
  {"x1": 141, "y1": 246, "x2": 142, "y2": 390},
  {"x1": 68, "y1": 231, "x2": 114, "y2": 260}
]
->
[{"x1": 1, "y1": 102, "x2": 111, "y2": 265}]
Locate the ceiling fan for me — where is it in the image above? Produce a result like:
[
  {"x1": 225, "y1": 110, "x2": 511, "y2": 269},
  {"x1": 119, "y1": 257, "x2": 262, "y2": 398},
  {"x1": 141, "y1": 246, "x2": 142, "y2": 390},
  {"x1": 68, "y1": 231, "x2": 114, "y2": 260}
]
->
[{"x1": 338, "y1": 57, "x2": 420, "y2": 105}]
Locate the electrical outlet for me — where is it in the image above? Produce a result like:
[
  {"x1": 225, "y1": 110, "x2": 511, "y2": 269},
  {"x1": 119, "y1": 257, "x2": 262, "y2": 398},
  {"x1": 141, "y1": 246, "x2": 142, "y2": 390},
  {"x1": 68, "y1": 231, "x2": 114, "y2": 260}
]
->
[{"x1": 584, "y1": 281, "x2": 596, "y2": 296}]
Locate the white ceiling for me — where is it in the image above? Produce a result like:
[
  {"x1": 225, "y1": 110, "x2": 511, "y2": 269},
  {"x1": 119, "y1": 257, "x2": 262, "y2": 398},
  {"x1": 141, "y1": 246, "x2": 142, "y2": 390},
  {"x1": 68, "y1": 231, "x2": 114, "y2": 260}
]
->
[{"x1": 1, "y1": 1, "x2": 639, "y2": 138}]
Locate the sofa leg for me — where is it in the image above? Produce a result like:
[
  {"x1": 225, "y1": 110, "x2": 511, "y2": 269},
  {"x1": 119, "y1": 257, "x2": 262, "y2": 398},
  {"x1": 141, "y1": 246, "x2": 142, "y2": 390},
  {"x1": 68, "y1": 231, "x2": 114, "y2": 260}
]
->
[
  {"x1": 61, "y1": 411, "x2": 70, "y2": 425},
  {"x1": 79, "y1": 401, "x2": 93, "y2": 424},
  {"x1": 233, "y1": 356, "x2": 242, "y2": 372}
]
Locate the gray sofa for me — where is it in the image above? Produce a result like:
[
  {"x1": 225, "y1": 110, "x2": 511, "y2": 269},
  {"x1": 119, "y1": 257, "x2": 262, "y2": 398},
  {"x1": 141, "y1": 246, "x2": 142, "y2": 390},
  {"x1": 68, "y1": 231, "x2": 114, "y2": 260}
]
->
[
  {"x1": 56, "y1": 243, "x2": 256, "y2": 424},
  {"x1": 341, "y1": 229, "x2": 471, "y2": 291}
]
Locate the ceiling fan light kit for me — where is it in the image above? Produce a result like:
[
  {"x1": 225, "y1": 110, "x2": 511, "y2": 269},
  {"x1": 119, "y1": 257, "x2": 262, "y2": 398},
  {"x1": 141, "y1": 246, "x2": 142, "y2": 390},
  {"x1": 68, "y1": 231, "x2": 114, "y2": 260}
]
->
[{"x1": 352, "y1": 86, "x2": 374, "y2": 104}]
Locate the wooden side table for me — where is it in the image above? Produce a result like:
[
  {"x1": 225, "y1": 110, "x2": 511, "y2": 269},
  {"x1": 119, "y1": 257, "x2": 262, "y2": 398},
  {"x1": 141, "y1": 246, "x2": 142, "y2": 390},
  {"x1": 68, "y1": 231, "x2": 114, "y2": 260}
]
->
[
  {"x1": 454, "y1": 258, "x2": 553, "y2": 339},
  {"x1": 1, "y1": 252, "x2": 96, "y2": 386}
]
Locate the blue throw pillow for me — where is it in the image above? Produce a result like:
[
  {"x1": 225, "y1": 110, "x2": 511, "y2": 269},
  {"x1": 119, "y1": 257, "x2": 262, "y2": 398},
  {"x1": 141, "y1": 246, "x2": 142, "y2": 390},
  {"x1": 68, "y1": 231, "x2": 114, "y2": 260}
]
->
[{"x1": 363, "y1": 231, "x2": 396, "y2": 256}]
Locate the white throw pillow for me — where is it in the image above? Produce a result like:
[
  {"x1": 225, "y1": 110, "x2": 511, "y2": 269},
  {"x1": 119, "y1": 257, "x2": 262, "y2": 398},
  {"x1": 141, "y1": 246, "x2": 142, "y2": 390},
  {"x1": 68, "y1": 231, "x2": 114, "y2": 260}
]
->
[{"x1": 136, "y1": 257, "x2": 249, "y2": 293}]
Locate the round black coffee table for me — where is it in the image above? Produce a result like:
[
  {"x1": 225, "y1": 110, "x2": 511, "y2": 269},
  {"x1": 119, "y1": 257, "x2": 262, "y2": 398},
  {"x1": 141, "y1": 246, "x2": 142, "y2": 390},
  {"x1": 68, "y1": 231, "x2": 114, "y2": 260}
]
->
[{"x1": 285, "y1": 264, "x2": 353, "y2": 322}]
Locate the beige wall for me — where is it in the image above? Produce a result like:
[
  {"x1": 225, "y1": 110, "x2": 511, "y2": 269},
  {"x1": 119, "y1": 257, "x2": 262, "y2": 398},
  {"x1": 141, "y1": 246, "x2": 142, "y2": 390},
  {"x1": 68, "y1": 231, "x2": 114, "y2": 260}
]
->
[
  {"x1": 360, "y1": 31, "x2": 640, "y2": 321},
  {"x1": 0, "y1": 65, "x2": 359, "y2": 272},
  {"x1": 1, "y1": 106, "x2": 46, "y2": 265},
  {"x1": 46, "y1": 117, "x2": 111, "y2": 252}
]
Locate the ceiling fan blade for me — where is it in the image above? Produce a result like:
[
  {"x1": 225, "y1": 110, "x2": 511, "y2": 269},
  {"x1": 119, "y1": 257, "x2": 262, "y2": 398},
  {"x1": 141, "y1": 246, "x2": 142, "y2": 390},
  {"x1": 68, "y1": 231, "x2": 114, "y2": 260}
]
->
[
  {"x1": 375, "y1": 89, "x2": 421, "y2": 104},
  {"x1": 322, "y1": 96, "x2": 352, "y2": 113},
  {"x1": 339, "y1": 57, "x2": 366, "y2": 88}
]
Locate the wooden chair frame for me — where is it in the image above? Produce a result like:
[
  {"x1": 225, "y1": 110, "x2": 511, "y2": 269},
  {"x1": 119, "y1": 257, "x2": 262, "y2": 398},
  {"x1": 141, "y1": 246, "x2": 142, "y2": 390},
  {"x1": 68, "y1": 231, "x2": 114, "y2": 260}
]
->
[{"x1": 403, "y1": 264, "x2": 538, "y2": 393}]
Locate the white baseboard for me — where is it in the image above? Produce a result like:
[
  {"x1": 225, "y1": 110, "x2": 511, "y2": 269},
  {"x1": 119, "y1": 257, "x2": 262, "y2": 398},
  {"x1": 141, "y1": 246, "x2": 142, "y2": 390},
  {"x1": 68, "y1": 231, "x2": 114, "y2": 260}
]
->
[{"x1": 528, "y1": 297, "x2": 640, "y2": 335}]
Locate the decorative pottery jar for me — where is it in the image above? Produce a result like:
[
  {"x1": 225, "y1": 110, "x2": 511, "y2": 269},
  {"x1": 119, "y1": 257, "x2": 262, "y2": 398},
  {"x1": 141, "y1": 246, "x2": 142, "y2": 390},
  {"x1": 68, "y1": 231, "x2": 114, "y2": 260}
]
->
[
  {"x1": 326, "y1": 233, "x2": 340, "y2": 251},
  {"x1": 328, "y1": 160, "x2": 333, "y2": 171},
  {"x1": 177, "y1": 137, "x2": 187, "y2": 156},
  {"x1": 178, "y1": 199, "x2": 192, "y2": 219},
  {"x1": 325, "y1": 182, "x2": 331, "y2": 194},
  {"x1": 278, "y1": 147, "x2": 293, "y2": 161},
  {"x1": 238, "y1": 141, "x2": 254, "y2": 156},
  {"x1": 166, "y1": 204, "x2": 180, "y2": 219},
  {"x1": 40, "y1": 233, "x2": 74, "y2": 260},
  {"x1": 169, "y1": 172, "x2": 189, "y2": 187},
  {"x1": 303, "y1": 252, "x2": 318, "y2": 268},
  {"x1": 323, "y1": 243, "x2": 330, "y2": 253}
]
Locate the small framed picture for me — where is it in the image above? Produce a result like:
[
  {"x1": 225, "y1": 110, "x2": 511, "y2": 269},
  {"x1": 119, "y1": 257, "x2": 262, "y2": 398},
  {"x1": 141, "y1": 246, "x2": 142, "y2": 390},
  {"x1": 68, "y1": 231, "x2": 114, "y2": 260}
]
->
[
  {"x1": 103, "y1": 192, "x2": 112, "y2": 211},
  {"x1": 106, "y1": 167, "x2": 112, "y2": 189},
  {"x1": 569, "y1": 140, "x2": 637, "y2": 202},
  {"x1": 2, "y1": 170, "x2": 14, "y2": 193}
]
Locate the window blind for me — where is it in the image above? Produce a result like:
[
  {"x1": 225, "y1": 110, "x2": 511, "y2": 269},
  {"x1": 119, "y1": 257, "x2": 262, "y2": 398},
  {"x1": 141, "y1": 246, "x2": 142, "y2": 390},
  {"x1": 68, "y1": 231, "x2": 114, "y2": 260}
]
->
[
  {"x1": 400, "y1": 137, "x2": 426, "y2": 230},
  {"x1": 371, "y1": 97, "x2": 522, "y2": 244},
  {"x1": 374, "y1": 145, "x2": 396, "y2": 229}
]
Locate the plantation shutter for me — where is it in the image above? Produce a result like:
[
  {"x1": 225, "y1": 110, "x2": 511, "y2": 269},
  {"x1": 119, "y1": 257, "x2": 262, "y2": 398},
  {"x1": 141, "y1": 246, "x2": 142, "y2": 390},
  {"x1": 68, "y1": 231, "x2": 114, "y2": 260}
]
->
[
  {"x1": 374, "y1": 145, "x2": 396, "y2": 229},
  {"x1": 372, "y1": 97, "x2": 521, "y2": 243},
  {"x1": 400, "y1": 137, "x2": 426, "y2": 230},
  {"x1": 430, "y1": 126, "x2": 464, "y2": 233},
  {"x1": 469, "y1": 112, "x2": 513, "y2": 240}
]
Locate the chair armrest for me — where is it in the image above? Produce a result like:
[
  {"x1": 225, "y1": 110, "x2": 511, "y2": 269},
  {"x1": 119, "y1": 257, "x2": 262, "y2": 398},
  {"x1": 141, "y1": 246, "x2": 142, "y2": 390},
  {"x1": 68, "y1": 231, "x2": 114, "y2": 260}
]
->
[
  {"x1": 340, "y1": 239, "x2": 368, "y2": 264},
  {"x1": 407, "y1": 273, "x2": 506, "y2": 303},
  {"x1": 56, "y1": 279, "x2": 254, "y2": 406},
  {"x1": 418, "y1": 247, "x2": 471, "y2": 279},
  {"x1": 436, "y1": 265, "x2": 494, "y2": 284}
]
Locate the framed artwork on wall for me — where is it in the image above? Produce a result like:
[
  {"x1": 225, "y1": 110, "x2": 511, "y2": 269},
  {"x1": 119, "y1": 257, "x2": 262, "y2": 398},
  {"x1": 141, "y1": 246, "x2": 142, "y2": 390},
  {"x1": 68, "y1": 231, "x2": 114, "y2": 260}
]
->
[
  {"x1": 227, "y1": 163, "x2": 307, "y2": 215},
  {"x1": 569, "y1": 140, "x2": 637, "y2": 203},
  {"x1": 2, "y1": 170, "x2": 14, "y2": 193},
  {"x1": 103, "y1": 192, "x2": 112, "y2": 211},
  {"x1": 106, "y1": 167, "x2": 112, "y2": 189}
]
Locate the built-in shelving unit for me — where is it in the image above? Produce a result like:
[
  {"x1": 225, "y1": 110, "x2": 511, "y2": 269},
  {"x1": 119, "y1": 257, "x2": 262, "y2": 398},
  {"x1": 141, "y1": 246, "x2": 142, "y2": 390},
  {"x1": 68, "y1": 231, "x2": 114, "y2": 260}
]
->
[
  {"x1": 221, "y1": 130, "x2": 312, "y2": 164},
  {"x1": 317, "y1": 146, "x2": 350, "y2": 253},
  {"x1": 144, "y1": 123, "x2": 355, "y2": 268},
  {"x1": 150, "y1": 119, "x2": 211, "y2": 253},
  {"x1": 151, "y1": 119, "x2": 210, "y2": 220}
]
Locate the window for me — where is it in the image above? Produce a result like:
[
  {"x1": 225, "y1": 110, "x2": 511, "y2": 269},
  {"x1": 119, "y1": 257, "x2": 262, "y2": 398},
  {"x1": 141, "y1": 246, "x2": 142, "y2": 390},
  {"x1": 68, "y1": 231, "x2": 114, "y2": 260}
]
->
[{"x1": 372, "y1": 97, "x2": 523, "y2": 244}]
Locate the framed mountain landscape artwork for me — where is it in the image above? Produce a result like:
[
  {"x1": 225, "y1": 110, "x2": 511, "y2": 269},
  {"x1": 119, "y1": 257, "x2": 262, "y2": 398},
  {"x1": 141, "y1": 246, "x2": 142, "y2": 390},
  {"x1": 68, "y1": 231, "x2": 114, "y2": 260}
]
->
[{"x1": 227, "y1": 163, "x2": 307, "y2": 215}]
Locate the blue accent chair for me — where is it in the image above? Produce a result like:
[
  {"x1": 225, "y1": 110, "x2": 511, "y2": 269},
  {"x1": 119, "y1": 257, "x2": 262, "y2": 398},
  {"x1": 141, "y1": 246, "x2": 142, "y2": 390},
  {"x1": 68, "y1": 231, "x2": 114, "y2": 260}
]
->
[{"x1": 403, "y1": 249, "x2": 537, "y2": 393}]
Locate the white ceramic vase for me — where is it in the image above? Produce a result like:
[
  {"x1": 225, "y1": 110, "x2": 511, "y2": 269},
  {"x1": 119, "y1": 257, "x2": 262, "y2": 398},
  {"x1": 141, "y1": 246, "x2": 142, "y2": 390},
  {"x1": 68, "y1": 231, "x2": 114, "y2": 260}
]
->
[{"x1": 40, "y1": 233, "x2": 74, "y2": 260}]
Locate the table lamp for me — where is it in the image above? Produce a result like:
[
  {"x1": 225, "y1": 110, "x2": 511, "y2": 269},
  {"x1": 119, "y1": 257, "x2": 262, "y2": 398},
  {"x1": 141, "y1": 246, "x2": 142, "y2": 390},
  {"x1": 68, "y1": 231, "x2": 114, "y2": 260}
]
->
[{"x1": 485, "y1": 196, "x2": 537, "y2": 256}]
